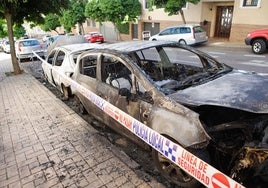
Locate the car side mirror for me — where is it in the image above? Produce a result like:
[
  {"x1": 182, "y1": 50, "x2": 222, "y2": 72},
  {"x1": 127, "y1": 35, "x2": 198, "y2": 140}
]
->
[
  {"x1": 119, "y1": 88, "x2": 131, "y2": 97},
  {"x1": 119, "y1": 88, "x2": 138, "y2": 102}
]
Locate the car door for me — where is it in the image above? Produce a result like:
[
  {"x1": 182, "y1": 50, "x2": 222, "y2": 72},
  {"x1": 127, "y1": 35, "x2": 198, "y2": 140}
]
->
[
  {"x1": 74, "y1": 53, "x2": 105, "y2": 121},
  {"x1": 96, "y1": 52, "x2": 155, "y2": 145},
  {"x1": 43, "y1": 50, "x2": 57, "y2": 86},
  {"x1": 95, "y1": 53, "x2": 141, "y2": 134},
  {"x1": 51, "y1": 50, "x2": 66, "y2": 87}
]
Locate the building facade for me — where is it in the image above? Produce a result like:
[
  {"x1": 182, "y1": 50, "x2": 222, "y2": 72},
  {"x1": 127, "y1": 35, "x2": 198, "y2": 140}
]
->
[
  {"x1": 136, "y1": 0, "x2": 268, "y2": 42},
  {"x1": 82, "y1": 0, "x2": 268, "y2": 43}
]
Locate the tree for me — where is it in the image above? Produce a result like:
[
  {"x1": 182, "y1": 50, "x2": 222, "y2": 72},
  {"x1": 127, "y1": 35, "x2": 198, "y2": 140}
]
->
[
  {"x1": 13, "y1": 23, "x2": 26, "y2": 38},
  {"x1": 150, "y1": 0, "x2": 200, "y2": 24},
  {"x1": 60, "y1": 0, "x2": 87, "y2": 35},
  {"x1": 0, "y1": 0, "x2": 69, "y2": 75},
  {"x1": 85, "y1": 0, "x2": 141, "y2": 40},
  {"x1": 41, "y1": 13, "x2": 61, "y2": 34},
  {"x1": 0, "y1": 19, "x2": 7, "y2": 38}
]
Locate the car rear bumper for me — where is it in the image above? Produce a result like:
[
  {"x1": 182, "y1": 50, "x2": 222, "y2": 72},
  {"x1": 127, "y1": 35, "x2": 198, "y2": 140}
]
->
[{"x1": 17, "y1": 51, "x2": 44, "y2": 59}]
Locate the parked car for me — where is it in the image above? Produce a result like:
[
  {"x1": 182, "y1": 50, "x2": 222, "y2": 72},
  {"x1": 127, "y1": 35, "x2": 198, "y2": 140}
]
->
[
  {"x1": 2, "y1": 40, "x2": 10, "y2": 53},
  {"x1": 149, "y1": 24, "x2": 208, "y2": 45},
  {"x1": 46, "y1": 35, "x2": 88, "y2": 56},
  {"x1": 42, "y1": 34, "x2": 51, "y2": 43},
  {"x1": 71, "y1": 41, "x2": 268, "y2": 188},
  {"x1": 245, "y1": 28, "x2": 268, "y2": 54},
  {"x1": 46, "y1": 35, "x2": 61, "y2": 47},
  {"x1": 15, "y1": 38, "x2": 44, "y2": 61},
  {"x1": 84, "y1": 32, "x2": 104, "y2": 43},
  {"x1": 42, "y1": 43, "x2": 101, "y2": 99}
]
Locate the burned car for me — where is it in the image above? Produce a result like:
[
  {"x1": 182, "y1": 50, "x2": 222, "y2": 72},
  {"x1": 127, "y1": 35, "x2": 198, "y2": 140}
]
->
[
  {"x1": 71, "y1": 41, "x2": 268, "y2": 187},
  {"x1": 42, "y1": 43, "x2": 100, "y2": 99}
]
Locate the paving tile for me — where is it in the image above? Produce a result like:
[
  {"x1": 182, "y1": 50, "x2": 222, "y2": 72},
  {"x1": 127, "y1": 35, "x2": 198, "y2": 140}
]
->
[{"x1": 0, "y1": 62, "x2": 165, "y2": 188}]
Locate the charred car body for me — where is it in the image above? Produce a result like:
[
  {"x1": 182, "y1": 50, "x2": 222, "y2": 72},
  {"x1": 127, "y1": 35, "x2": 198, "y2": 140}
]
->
[
  {"x1": 70, "y1": 41, "x2": 268, "y2": 187},
  {"x1": 42, "y1": 43, "x2": 100, "y2": 99}
]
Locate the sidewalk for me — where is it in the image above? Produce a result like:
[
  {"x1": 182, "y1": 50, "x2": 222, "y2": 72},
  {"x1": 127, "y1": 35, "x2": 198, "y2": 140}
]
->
[{"x1": 0, "y1": 60, "x2": 165, "y2": 187}]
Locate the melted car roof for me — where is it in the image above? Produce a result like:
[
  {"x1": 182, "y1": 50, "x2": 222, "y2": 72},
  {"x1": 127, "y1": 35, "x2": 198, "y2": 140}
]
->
[{"x1": 104, "y1": 41, "x2": 176, "y2": 52}]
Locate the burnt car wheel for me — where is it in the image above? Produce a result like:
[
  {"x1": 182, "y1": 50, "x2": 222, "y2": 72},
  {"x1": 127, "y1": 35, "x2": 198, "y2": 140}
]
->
[
  {"x1": 252, "y1": 39, "x2": 267, "y2": 54},
  {"x1": 152, "y1": 137, "x2": 210, "y2": 188},
  {"x1": 62, "y1": 85, "x2": 71, "y2": 100},
  {"x1": 74, "y1": 96, "x2": 87, "y2": 115}
]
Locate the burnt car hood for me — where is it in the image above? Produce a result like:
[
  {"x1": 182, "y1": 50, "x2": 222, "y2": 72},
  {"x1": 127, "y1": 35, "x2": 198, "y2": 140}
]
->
[{"x1": 170, "y1": 70, "x2": 268, "y2": 113}]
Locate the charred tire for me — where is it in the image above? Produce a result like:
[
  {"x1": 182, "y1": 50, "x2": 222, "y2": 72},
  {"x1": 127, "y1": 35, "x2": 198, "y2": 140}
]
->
[
  {"x1": 252, "y1": 39, "x2": 267, "y2": 54},
  {"x1": 152, "y1": 136, "x2": 210, "y2": 188},
  {"x1": 74, "y1": 96, "x2": 87, "y2": 115},
  {"x1": 62, "y1": 85, "x2": 71, "y2": 100}
]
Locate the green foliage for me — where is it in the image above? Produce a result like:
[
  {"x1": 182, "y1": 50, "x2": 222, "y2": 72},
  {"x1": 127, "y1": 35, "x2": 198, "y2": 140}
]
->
[
  {"x1": 151, "y1": 0, "x2": 200, "y2": 15},
  {"x1": 42, "y1": 13, "x2": 60, "y2": 32},
  {"x1": 85, "y1": 0, "x2": 141, "y2": 30},
  {"x1": 150, "y1": 0, "x2": 200, "y2": 23},
  {"x1": 60, "y1": 0, "x2": 87, "y2": 33},
  {"x1": 0, "y1": 19, "x2": 7, "y2": 37},
  {"x1": 13, "y1": 24, "x2": 25, "y2": 38},
  {"x1": 117, "y1": 23, "x2": 129, "y2": 34},
  {"x1": 59, "y1": 10, "x2": 73, "y2": 33},
  {"x1": 0, "y1": 0, "x2": 70, "y2": 74}
]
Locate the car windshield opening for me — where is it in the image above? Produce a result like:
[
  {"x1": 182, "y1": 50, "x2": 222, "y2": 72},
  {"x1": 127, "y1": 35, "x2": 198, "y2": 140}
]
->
[{"x1": 134, "y1": 46, "x2": 231, "y2": 95}]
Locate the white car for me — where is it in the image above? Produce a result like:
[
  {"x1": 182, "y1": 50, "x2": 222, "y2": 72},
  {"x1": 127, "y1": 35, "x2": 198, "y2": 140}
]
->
[
  {"x1": 15, "y1": 38, "x2": 45, "y2": 61},
  {"x1": 42, "y1": 43, "x2": 100, "y2": 99},
  {"x1": 149, "y1": 24, "x2": 208, "y2": 45},
  {"x1": 2, "y1": 40, "x2": 11, "y2": 53}
]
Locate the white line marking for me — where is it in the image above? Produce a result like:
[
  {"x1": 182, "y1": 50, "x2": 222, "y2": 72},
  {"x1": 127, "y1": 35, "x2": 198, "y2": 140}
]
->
[
  {"x1": 208, "y1": 52, "x2": 226, "y2": 55},
  {"x1": 244, "y1": 54, "x2": 266, "y2": 58}
]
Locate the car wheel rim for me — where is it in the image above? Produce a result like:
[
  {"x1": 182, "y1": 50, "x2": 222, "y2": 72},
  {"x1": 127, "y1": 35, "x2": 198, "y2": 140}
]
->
[
  {"x1": 253, "y1": 43, "x2": 261, "y2": 52},
  {"x1": 158, "y1": 152, "x2": 192, "y2": 183}
]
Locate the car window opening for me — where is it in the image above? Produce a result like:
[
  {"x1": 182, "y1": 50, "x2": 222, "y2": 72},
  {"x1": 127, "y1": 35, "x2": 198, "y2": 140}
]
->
[
  {"x1": 133, "y1": 46, "x2": 231, "y2": 95},
  {"x1": 101, "y1": 56, "x2": 132, "y2": 91}
]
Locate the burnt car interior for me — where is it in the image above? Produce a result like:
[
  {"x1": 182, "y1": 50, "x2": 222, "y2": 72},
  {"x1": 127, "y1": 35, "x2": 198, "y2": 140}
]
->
[
  {"x1": 101, "y1": 56, "x2": 132, "y2": 90},
  {"x1": 129, "y1": 46, "x2": 232, "y2": 95}
]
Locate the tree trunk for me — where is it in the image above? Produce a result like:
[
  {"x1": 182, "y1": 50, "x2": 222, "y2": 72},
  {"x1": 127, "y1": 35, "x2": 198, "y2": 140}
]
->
[
  {"x1": 179, "y1": 9, "x2": 186, "y2": 24},
  {"x1": 79, "y1": 22, "x2": 85, "y2": 35},
  {"x1": 5, "y1": 12, "x2": 22, "y2": 75}
]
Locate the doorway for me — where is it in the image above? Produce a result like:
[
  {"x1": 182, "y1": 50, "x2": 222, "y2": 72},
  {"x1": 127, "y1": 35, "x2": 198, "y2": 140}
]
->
[{"x1": 214, "y1": 6, "x2": 233, "y2": 38}]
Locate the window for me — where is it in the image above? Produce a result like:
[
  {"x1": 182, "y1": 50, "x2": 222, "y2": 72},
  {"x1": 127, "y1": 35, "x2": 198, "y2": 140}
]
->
[
  {"x1": 242, "y1": 0, "x2": 260, "y2": 7},
  {"x1": 102, "y1": 55, "x2": 132, "y2": 90},
  {"x1": 47, "y1": 51, "x2": 55, "y2": 65},
  {"x1": 179, "y1": 27, "x2": 191, "y2": 34},
  {"x1": 159, "y1": 28, "x2": 173, "y2": 35},
  {"x1": 144, "y1": 0, "x2": 150, "y2": 9},
  {"x1": 54, "y1": 51, "x2": 65, "y2": 66},
  {"x1": 80, "y1": 55, "x2": 98, "y2": 78}
]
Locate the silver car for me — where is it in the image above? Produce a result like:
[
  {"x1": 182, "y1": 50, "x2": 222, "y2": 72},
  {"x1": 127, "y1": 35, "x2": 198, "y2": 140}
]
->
[
  {"x1": 15, "y1": 38, "x2": 45, "y2": 61},
  {"x1": 149, "y1": 24, "x2": 208, "y2": 45}
]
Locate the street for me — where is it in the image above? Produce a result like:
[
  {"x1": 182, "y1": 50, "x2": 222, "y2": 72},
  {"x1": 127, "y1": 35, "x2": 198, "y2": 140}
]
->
[
  {"x1": 1, "y1": 42, "x2": 268, "y2": 75},
  {"x1": 197, "y1": 44, "x2": 268, "y2": 74}
]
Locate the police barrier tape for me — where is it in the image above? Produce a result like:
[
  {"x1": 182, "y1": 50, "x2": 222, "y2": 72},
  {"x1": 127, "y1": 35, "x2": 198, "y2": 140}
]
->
[{"x1": 34, "y1": 51, "x2": 245, "y2": 188}]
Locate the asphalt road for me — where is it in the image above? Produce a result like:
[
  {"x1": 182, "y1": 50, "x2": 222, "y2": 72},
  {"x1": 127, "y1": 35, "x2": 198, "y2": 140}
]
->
[{"x1": 197, "y1": 44, "x2": 268, "y2": 75}]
